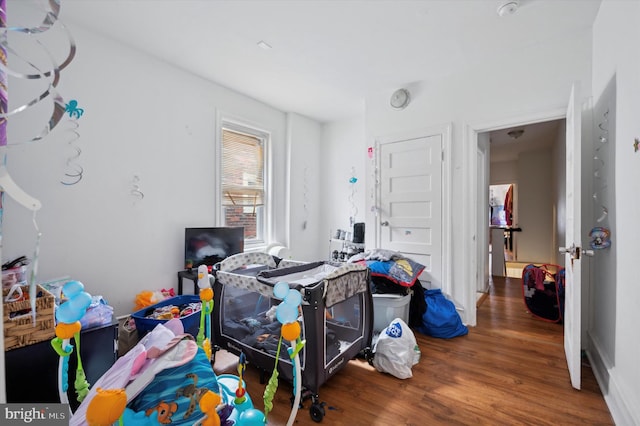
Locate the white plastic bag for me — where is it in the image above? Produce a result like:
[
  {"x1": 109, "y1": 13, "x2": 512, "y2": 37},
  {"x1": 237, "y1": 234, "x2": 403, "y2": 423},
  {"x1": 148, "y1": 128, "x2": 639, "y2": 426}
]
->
[{"x1": 372, "y1": 318, "x2": 420, "y2": 379}]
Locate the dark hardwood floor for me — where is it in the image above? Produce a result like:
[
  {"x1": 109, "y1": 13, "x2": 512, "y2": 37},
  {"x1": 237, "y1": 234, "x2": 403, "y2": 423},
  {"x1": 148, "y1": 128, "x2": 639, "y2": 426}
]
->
[{"x1": 241, "y1": 275, "x2": 614, "y2": 425}]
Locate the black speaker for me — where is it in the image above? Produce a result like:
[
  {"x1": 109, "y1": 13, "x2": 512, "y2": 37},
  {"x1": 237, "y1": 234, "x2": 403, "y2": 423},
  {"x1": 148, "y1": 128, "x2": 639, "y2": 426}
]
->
[{"x1": 353, "y1": 222, "x2": 365, "y2": 244}]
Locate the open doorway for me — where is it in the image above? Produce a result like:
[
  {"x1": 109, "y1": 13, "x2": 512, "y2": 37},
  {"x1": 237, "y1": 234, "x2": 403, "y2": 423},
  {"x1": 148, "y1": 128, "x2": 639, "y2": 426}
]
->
[{"x1": 476, "y1": 118, "x2": 566, "y2": 306}]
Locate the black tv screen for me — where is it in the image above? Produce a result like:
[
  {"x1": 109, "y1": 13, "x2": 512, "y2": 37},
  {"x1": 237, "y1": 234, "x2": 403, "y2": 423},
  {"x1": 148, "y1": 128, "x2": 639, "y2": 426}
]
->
[{"x1": 184, "y1": 227, "x2": 244, "y2": 269}]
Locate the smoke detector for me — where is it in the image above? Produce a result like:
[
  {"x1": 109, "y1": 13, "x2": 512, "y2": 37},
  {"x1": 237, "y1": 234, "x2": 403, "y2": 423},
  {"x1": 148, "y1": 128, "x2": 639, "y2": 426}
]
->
[
  {"x1": 390, "y1": 88, "x2": 411, "y2": 110},
  {"x1": 497, "y1": 1, "x2": 519, "y2": 17}
]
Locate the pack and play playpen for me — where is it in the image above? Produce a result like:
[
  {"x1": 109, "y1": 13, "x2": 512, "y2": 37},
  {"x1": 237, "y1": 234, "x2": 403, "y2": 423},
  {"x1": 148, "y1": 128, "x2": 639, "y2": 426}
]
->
[
  {"x1": 213, "y1": 252, "x2": 373, "y2": 423},
  {"x1": 522, "y1": 263, "x2": 566, "y2": 323}
]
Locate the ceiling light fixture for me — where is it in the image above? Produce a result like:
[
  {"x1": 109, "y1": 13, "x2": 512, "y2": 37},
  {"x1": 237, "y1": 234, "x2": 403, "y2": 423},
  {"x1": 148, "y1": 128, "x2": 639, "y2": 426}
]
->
[
  {"x1": 257, "y1": 40, "x2": 272, "y2": 50},
  {"x1": 497, "y1": 0, "x2": 519, "y2": 17},
  {"x1": 507, "y1": 129, "x2": 525, "y2": 139}
]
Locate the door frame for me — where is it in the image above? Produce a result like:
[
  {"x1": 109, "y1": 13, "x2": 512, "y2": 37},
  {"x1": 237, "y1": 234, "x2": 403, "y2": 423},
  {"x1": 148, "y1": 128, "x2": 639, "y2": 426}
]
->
[
  {"x1": 463, "y1": 108, "x2": 566, "y2": 326},
  {"x1": 476, "y1": 135, "x2": 490, "y2": 293},
  {"x1": 372, "y1": 124, "x2": 452, "y2": 295}
]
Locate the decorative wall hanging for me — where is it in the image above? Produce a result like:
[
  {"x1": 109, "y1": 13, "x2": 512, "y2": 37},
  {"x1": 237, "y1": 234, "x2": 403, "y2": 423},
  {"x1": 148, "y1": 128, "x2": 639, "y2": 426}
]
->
[
  {"x1": 130, "y1": 174, "x2": 144, "y2": 202},
  {"x1": 593, "y1": 109, "x2": 610, "y2": 225},
  {"x1": 0, "y1": 0, "x2": 76, "y2": 146},
  {"x1": 589, "y1": 227, "x2": 611, "y2": 250},
  {"x1": 348, "y1": 166, "x2": 358, "y2": 226},
  {"x1": 369, "y1": 145, "x2": 379, "y2": 216},
  {"x1": 61, "y1": 102, "x2": 84, "y2": 185},
  {"x1": 302, "y1": 166, "x2": 308, "y2": 230},
  {"x1": 0, "y1": 0, "x2": 78, "y2": 326},
  {"x1": 28, "y1": 209, "x2": 42, "y2": 324},
  {"x1": 591, "y1": 108, "x2": 612, "y2": 249}
]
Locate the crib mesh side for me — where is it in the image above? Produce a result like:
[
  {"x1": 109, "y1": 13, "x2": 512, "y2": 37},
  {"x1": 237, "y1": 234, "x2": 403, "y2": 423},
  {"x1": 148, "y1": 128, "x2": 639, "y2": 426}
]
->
[{"x1": 213, "y1": 261, "x2": 372, "y2": 395}]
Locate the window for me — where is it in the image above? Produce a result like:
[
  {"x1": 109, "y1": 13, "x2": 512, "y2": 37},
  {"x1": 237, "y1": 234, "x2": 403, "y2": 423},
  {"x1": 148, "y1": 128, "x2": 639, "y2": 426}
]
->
[{"x1": 220, "y1": 122, "x2": 268, "y2": 246}]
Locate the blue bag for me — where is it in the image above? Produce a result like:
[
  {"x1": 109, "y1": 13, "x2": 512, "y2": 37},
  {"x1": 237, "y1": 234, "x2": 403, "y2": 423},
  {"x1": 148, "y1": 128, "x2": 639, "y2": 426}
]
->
[{"x1": 418, "y1": 289, "x2": 468, "y2": 338}]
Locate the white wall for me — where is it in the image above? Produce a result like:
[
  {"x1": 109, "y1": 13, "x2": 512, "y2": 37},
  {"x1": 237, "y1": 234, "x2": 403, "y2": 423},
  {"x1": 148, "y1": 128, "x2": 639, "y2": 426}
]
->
[
  {"x1": 490, "y1": 160, "x2": 517, "y2": 186},
  {"x1": 517, "y1": 147, "x2": 553, "y2": 263},
  {"x1": 491, "y1": 143, "x2": 560, "y2": 266},
  {"x1": 589, "y1": 1, "x2": 640, "y2": 424},
  {"x1": 320, "y1": 117, "x2": 367, "y2": 252},
  {"x1": 286, "y1": 113, "x2": 324, "y2": 261},
  {"x1": 2, "y1": 24, "x2": 311, "y2": 317}
]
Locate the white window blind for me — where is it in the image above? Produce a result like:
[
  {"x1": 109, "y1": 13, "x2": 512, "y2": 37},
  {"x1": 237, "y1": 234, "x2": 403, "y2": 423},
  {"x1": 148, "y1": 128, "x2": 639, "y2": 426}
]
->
[{"x1": 222, "y1": 128, "x2": 264, "y2": 209}]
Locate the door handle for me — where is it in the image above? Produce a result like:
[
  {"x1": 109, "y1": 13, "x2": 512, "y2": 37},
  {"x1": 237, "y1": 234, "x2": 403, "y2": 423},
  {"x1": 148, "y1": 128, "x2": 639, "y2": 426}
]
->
[
  {"x1": 559, "y1": 244, "x2": 577, "y2": 256},
  {"x1": 381, "y1": 221, "x2": 389, "y2": 227},
  {"x1": 559, "y1": 244, "x2": 593, "y2": 260}
]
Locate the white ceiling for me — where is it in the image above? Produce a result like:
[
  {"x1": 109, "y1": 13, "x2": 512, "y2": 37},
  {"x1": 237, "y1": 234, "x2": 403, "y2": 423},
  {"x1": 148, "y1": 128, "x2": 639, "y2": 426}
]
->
[
  {"x1": 489, "y1": 119, "x2": 563, "y2": 163},
  {"x1": 49, "y1": 0, "x2": 602, "y2": 123}
]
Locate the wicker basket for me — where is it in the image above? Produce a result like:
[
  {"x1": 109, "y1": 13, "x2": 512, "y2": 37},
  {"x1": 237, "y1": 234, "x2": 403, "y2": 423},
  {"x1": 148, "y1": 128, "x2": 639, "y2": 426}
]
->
[{"x1": 3, "y1": 284, "x2": 55, "y2": 351}]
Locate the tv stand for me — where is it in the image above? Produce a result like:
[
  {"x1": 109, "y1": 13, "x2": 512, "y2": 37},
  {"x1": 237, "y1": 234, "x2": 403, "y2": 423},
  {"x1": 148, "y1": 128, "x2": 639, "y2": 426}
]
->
[{"x1": 177, "y1": 270, "x2": 198, "y2": 295}]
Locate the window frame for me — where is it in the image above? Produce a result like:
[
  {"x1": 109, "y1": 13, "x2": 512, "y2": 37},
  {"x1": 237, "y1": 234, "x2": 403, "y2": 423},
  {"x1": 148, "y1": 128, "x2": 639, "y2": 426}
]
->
[{"x1": 216, "y1": 116, "x2": 271, "y2": 250}]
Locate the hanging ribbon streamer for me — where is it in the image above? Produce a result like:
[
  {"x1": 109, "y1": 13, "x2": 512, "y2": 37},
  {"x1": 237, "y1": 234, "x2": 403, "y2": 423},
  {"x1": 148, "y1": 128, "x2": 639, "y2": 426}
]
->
[
  {"x1": 595, "y1": 134, "x2": 607, "y2": 152},
  {"x1": 590, "y1": 108, "x2": 611, "y2": 248},
  {"x1": 302, "y1": 166, "x2": 308, "y2": 230},
  {"x1": 130, "y1": 174, "x2": 144, "y2": 201},
  {"x1": 1, "y1": 0, "x2": 7, "y2": 148},
  {"x1": 368, "y1": 145, "x2": 380, "y2": 216},
  {"x1": 29, "y1": 209, "x2": 42, "y2": 325},
  {"x1": 60, "y1": 116, "x2": 83, "y2": 185},
  {"x1": 592, "y1": 109, "x2": 609, "y2": 225},
  {"x1": 0, "y1": 0, "x2": 76, "y2": 146},
  {"x1": 348, "y1": 166, "x2": 358, "y2": 226}
]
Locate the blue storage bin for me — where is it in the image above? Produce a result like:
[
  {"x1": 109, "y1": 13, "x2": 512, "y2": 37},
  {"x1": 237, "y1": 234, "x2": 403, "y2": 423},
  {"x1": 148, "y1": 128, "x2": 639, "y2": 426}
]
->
[{"x1": 132, "y1": 295, "x2": 202, "y2": 337}]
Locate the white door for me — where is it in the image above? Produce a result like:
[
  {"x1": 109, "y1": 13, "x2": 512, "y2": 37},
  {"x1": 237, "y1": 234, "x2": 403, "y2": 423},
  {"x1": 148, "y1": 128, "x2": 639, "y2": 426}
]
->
[
  {"x1": 562, "y1": 82, "x2": 582, "y2": 390},
  {"x1": 379, "y1": 134, "x2": 442, "y2": 288}
]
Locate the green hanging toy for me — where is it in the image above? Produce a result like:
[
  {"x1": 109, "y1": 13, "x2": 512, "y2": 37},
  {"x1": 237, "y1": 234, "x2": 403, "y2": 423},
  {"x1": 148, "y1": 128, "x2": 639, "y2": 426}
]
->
[{"x1": 196, "y1": 265, "x2": 214, "y2": 359}]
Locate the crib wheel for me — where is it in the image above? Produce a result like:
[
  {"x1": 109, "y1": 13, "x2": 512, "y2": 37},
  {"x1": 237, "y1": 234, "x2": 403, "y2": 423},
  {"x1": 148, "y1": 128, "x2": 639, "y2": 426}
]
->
[
  {"x1": 310, "y1": 403, "x2": 325, "y2": 423},
  {"x1": 362, "y1": 347, "x2": 374, "y2": 365}
]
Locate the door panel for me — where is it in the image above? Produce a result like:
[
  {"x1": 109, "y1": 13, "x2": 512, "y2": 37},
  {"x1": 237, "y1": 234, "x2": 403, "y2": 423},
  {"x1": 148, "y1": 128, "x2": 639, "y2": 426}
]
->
[
  {"x1": 380, "y1": 134, "x2": 442, "y2": 287},
  {"x1": 562, "y1": 82, "x2": 582, "y2": 390}
]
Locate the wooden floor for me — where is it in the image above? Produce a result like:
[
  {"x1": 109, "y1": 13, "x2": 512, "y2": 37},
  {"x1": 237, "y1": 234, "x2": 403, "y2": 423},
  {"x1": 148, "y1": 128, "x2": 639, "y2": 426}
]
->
[{"x1": 240, "y1": 275, "x2": 614, "y2": 425}]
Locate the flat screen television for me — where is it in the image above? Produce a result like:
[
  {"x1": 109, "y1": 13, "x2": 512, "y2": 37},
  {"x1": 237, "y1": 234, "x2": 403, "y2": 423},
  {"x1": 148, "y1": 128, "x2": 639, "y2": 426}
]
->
[{"x1": 184, "y1": 227, "x2": 244, "y2": 269}]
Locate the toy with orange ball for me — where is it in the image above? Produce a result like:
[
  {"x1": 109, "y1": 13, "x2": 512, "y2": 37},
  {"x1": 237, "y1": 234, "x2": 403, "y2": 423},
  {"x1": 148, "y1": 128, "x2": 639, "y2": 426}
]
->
[
  {"x1": 50, "y1": 280, "x2": 93, "y2": 405},
  {"x1": 86, "y1": 388, "x2": 127, "y2": 426},
  {"x1": 196, "y1": 264, "x2": 214, "y2": 359},
  {"x1": 263, "y1": 281, "x2": 305, "y2": 426},
  {"x1": 281, "y1": 321, "x2": 301, "y2": 341},
  {"x1": 234, "y1": 352, "x2": 248, "y2": 405}
]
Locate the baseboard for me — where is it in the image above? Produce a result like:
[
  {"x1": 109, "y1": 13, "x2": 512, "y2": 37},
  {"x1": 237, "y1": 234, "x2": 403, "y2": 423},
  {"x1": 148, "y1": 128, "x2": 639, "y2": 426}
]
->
[{"x1": 587, "y1": 330, "x2": 638, "y2": 425}]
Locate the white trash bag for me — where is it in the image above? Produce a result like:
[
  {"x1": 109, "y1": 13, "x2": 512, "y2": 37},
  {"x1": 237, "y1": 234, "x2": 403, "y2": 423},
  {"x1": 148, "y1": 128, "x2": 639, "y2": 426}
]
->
[{"x1": 372, "y1": 318, "x2": 420, "y2": 379}]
